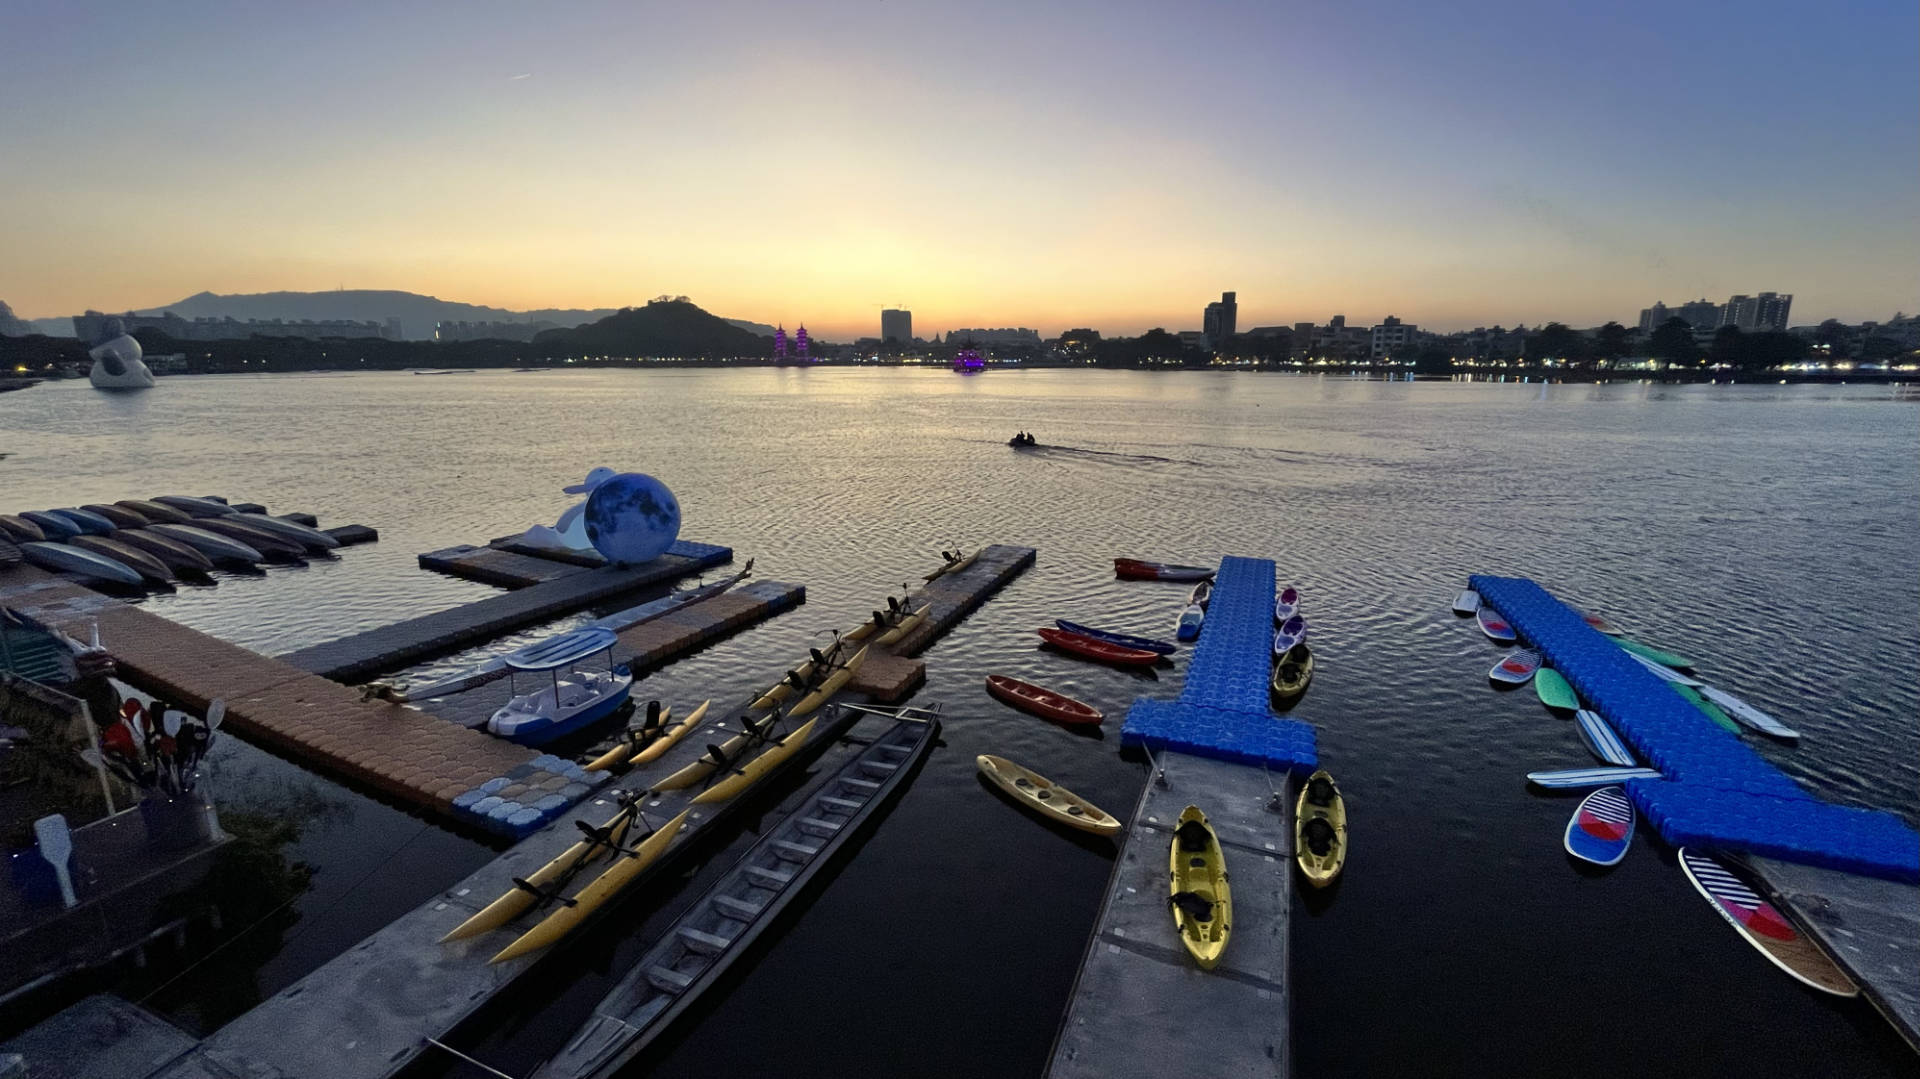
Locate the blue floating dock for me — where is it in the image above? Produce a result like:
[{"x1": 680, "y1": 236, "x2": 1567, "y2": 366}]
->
[
  {"x1": 1121, "y1": 555, "x2": 1317, "y2": 773},
  {"x1": 1471, "y1": 574, "x2": 1918, "y2": 883}
]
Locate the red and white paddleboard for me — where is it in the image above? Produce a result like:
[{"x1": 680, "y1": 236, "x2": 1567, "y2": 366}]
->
[
  {"x1": 1679, "y1": 848, "x2": 1858, "y2": 997},
  {"x1": 1476, "y1": 606, "x2": 1516, "y2": 642},
  {"x1": 1488, "y1": 648, "x2": 1541, "y2": 685}
]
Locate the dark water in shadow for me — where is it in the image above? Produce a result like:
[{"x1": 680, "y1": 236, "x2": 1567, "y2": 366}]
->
[{"x1": 3, "y1": 369, "x2": 1914, "y2": 1076}]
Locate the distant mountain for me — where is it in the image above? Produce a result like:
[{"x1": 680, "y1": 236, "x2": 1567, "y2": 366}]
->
[
  {"x1": 535, "y1": 299, "x2": 771, "y2": 357},
  {"x1": 725, "y1": 318, "x2": 777, "y2": 338},
  {"x1": 124, "y1": 289, "x2": 620, "y2": 340}
]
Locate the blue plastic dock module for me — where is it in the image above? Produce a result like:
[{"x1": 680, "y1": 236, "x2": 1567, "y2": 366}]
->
[
  {"x1": 1471, "y1": 574, "x2": 1919, "y2": 882},
  {"x1": 1630, "y1": 781, "x2": 1919, "y2": 883},
  {"x1": 1121, "y1": 555, "x2": 1318, "y2": 772}
]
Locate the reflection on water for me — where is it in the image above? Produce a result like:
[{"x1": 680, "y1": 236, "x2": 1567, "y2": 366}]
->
[{"x1": 2, "y1": 370, "x2": 1915, "y2": 1076}]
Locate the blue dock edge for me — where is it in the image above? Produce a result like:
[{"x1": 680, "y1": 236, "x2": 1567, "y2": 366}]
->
[
  {"x1": 450, "y1": 756, "x2": 615, "y2": 838},
  {"x1": 1121, "y1": 556, "x2": 1318, "y2": 773},
  {"x1": 1471, "y1": 574, "x2": 1918, "y2": 883}
]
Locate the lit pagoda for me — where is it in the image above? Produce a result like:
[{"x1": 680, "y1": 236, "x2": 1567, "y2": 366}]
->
[
  {"x1": 795, "y1": 324, "x2": 810, "y2": 360},
  {"x1": 774, "y1": 325, "x2": 788, "y2": 360}
]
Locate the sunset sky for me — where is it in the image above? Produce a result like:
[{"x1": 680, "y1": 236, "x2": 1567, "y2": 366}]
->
[{"x1": 3, "y1": 0, "x2": 1914, "y2": 337}]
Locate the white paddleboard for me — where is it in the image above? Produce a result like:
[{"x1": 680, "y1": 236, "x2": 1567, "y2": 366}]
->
[{"x1": 1698, "y1": 685, "x2": 1799, "y2": 740}]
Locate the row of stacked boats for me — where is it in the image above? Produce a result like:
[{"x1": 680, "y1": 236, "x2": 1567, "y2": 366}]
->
[{"x1": 0, "y1": 495, "x2": 339, "y2": 589}]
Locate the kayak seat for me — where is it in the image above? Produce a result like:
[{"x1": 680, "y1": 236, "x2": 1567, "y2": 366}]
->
[
  {"x1": 1170, "y1": 890, "x2": 1215, "y2": 923},
  {"x1": 1303, "y1": 817, "x2": 1337, "y2": 856},
  {"x1": 1305, "y1": 777, "x2": 1336, "y2": 807},
  {"x1": 1175, "y1": 819, "x2": 1212, "y2": 852}
]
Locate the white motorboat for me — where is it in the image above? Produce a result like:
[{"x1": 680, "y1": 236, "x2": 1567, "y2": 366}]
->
[{"x1": 487, "y1": 627, "x2": 633, "y2": 746}]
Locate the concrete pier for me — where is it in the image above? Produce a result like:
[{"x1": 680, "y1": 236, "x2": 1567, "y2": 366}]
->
[
  {"x1": 1750, "y1": 857, "x2": 1920, "y2": 1053},
  {"x1": 1050, "y1": 754, "x2": 1294, "y2": 1079}
]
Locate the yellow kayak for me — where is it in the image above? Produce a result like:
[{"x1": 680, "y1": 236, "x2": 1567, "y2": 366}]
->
[
  {"x1": 1294, "y1": 769, "x2": 1347, "y2": 887},
  {"x1": 975, "y1": 754, "x2": 1121, "y2": 836},
  {"x1": 651, "y1": 712, "x2": 778, "y2": 791},
  {"x1": 490, "y1": 809, "x2": 690, "y2": 964},
  {"x1": 691, "y1": 718, "x2": 817, "y2": 805},
  {"x1": 1170, "y1": 805, "x2": 1231, "y2": 969},
  {"x1": 583, "y1": 704, "x2": 673, "y2": 772},
  {"x1": 875, "y1": 605, "x2": 930, "y2": 648},
  {"x1": 1270, "y1": 643, "x2": 1314, "y2": 710},
  {"x1": 629, "y1": 699, "x2": 709, "y2": 766},
  {"x1": 789, "y1": 645, "x2": 867, "y2": 718},
  {"x1": 441, "y1": 802, "x2": 636, "y2": 942}
]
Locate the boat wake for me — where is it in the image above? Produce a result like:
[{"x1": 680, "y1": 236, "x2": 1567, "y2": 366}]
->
[{"x1": 987, "y1": 439, "x2": 1188, "y2": 465}]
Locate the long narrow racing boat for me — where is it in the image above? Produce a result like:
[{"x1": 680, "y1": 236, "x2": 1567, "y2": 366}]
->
[
  {"x1": 534, "y1": 714, "x2": 937, "y2": 1079},
  {"x1": 985, "y1": 674, "x2": 1103, "y2": 726}
]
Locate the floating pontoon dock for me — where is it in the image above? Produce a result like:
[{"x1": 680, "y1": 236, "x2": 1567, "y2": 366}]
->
[
  {"x1": 1052, "y1": 556, "x2": 1319, "y2": 1079},
  {"x1": 1471, "y1": 574, "x2": 1920, "y2": 1050},
  {"x1": 0, "y1": 544, "x2": 1037, "y2": 1079}
]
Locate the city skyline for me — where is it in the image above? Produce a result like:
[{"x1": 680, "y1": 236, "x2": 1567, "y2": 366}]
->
[{"x1": 3, "y1": 2, "x2": 1915, "y2": 336}]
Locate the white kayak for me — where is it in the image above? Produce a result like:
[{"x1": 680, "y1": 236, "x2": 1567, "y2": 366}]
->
[
  {"x1": 1453, "y1": 589, "x2": 1481, "y2": 616},
  {"x1": 1698, "y1": 685, "x2": 1799, "y2": 740},
  {"x1": 148, "y1": 522, "x2": 263, "y2": 564},
  {"x1": 1527, "y1": 766, "x2": 1661, "y2": 789},
  {"x1": 20, "y1": 541, "x2": 144, "y2": 586},
  {"x1": 238, "y1": 513, "x2": 340, "y2": 550}
]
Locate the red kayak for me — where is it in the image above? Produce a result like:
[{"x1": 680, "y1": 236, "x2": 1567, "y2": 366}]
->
[
  {"x1": 1037, "y1": 627, "x2": 1161, "y2": 667},
  {"x1": 985, "y1": 674, "x2": 1104, "y2": 726},
  {"x1": 1114, "y1": 558, "x2": 1215, "y2": 582}
]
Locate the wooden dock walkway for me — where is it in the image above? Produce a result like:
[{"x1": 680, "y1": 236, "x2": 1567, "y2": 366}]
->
[
  {"x1": 282, "y1": 539, "x2": 732, "y2": 681},
  {"x1": 1048, "y1": 753, "x2": 1295, "y2": 1079}
]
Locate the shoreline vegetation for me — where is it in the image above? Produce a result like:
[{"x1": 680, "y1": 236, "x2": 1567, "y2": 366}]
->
[{"x1": 4, "y1": 299, "x2": 1912, "y2": 385}]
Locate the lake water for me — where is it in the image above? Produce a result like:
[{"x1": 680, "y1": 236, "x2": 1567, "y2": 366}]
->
[{"x1": 3, "y1": 369, "x2": 1915, "y2": 1076}]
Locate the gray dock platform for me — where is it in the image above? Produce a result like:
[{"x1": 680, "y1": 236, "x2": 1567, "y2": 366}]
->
[
  {"x1": 1750, "y1": 858, "x2": 1920, "y2": 1053},
  {"x1": 1049, "y1": 752, "x2": 1295, "y2": 1079},
  {"x1": 280, "y1": 540, "x2": 732, "y2": 681}
]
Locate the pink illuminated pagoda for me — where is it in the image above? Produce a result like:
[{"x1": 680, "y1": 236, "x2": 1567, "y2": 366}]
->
[
  {"x1": 795, "y1": 324, "x2": 810, "y2": 360},
  {"x1": 774, "y1": 325, "x2": 788, "y2": 360}
]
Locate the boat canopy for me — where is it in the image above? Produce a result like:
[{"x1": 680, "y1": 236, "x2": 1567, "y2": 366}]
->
[{"x1": 504, "y1": 626, "x2": 618, "y2": 671}]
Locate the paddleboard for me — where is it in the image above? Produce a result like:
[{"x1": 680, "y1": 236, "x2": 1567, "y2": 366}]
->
[
  {"x1": 1574, "y1": 709, "x2": 1637, "y2": 766},
  {"x1": 1535, "y1": 668, "x2": 1579, "y2": 711},
  {"x1": 1580, "y1": 611, "x2": 1624, "y2": 635},
  {"x1": 1476, "y1": 606, "x2": 1516, "y2": 642},
  {"x1": 1626, "y1": 650, "x2": 1703, "y2": 687},
  {"x1": 1526, "y1": 766, "x2": 1660, "y2": 789},
  {"x1": 1488, "y1": 648, "x2": 1541, "y2": 685},
  {"x1": 1616, "y1": 637, "x2": 1695, "y2": 670},
  {"x1": 1679, "y1": 848, "x2": 1858, "y2": 996},
  {"x1": 1564, "y1": 786, "x2": 1634, "y2": 866},
  {"x1": 1453, "y1": 589, "x2": 1481, "y2": 616},
  {"x1": 1673, "y1": 683, "x2": 1741, "y2": 734},
  {"x1": 1698, "y1": 686, "x2": 1799, "y2": 740}
]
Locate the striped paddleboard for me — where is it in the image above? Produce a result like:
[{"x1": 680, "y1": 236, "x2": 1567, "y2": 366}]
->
[
  {"x1": 1574, "y1": 709, "x2": 1637, "y2": 766},
  {"x1": 1526, "y1": 766, "x2": 1661, "y2": 789},
  {"x1": 1626, "y1": 650, "x2": 1703, "y2": 687},
  {"x1": 1678, "y1": 848, "x2": 1859, "y2": 997},
  {"x1": 1476, "y1": 606, "x2": 1516, "y2": 642},
  {"x1": 1563, "y1": 786, "x2": 1634, "y2": 866},
  {"x1": 1489, "y1": 648, "x2": 1541, "y2": 685}
]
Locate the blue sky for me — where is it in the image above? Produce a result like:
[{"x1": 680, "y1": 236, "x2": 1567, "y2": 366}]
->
[{"x1": 2, "y1": 0, "x2": 1913, "y2": 334}]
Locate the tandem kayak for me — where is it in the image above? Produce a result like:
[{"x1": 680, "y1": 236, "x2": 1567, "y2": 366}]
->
[
  {"x1": 986, "y1": 674, "x2": 1103, "y2": 726},
  {"x1": 1054, "y1": 619, "x2": 1177, "y2": 655},
  {"x1": 1114, "y1": 558, "x2": 1215, "y2": 582},
  {"x1": 1036, "y1": 627, "x2": 1160, "y2": 667}
]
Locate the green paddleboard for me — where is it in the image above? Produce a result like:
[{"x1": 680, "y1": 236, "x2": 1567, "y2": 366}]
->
[
  {"x1": 1674, "y1": 684, "x2": 1741, "y2": 733},
  {"x1": 1535, "y1": 668, "x2": 1579, "y2": 711},
  {"x1": 1617, "y1": 637, "x2": 1696, "y2": 670}
]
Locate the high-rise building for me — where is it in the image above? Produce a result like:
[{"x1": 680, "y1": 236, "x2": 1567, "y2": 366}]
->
[
  {"x1": 1202, "y1": 291, "x2": 1237, "y2": 348},
  {"x1": 1637, "y1": 302, "x2": 1671, "y2": 335},
  {"x1": 1720, "y1": 292, "x2": 1792, "y2": 332},
  {"x1": 881, "y1": 308, "x2": 912, "y2": 344},
  {"x1": 1640, "y1": 298, "x2": 1727, "y2": 333}
]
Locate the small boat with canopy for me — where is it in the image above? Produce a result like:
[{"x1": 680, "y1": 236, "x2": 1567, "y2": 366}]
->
[{"x1": 487, "y1": 627, "x2": 633, "y2": 745}]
